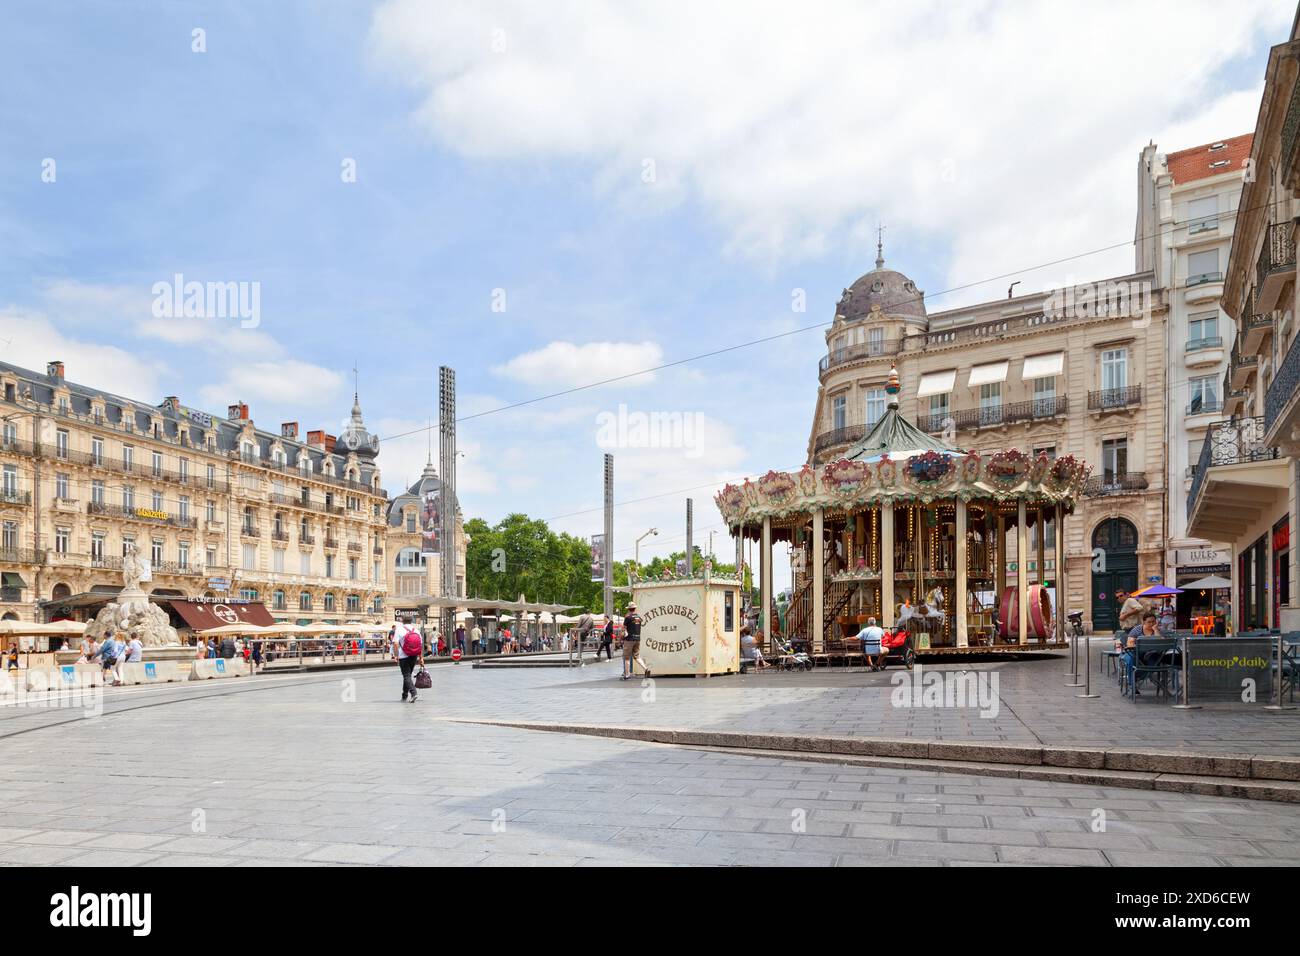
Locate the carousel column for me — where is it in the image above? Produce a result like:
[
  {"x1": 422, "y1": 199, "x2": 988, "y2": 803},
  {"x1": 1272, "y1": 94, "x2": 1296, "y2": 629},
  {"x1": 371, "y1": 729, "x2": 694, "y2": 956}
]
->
[
  {"x1": 1055, "y1": 503, "x2": 1066, "y2": 644},
  {"x1": 761, "y1": 516, "x2": 773, "y2": 650},
  {"x1": 1036, "y1": 505, "x2": 1046, "y2": 586},
  {"x1": 996, "y1": 512, "x2": 1007, "y2": 597},
  {"x1": 955, "y1": 498, "x2": 968, "y2": 648},
  {"x1": 812, "y1": 508, "x2": 825, "y2": 650},
  {"x1": 1017, "y1": 500, "x2": 1029, "y2": 645},
  {"x1": 881, "y1": 506, "x2": 895, "y2": 627}
]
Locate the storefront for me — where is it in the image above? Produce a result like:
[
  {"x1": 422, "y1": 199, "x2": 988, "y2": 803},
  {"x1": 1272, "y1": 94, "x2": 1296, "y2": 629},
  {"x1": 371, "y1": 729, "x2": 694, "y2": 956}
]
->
[
  {"x1": 1169, "y1": 547, "x2": 1231, "y2": 631},
  {"x1": 1238, "y1": 531, "x2": 1273, "y2": 632}
]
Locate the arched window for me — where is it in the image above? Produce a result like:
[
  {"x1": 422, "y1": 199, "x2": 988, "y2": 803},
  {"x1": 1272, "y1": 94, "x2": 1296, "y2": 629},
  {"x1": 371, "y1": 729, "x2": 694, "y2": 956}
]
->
[
  {"x1": 323, "y1": 593, "x2": 336, "y2": 612},
  {"x1": 396, "y1": 547, "x2": 423, "y2": 569},
  {"x1": 346, "y1": 594, "x2": 360, "y2": 612},
  {"x1": 1092, "y1": 518, "x2": 1138, "y2": 552},
  {"x1": 272, "y1": 590, "x2": 286, "y2": 610},
  {"x1": 299, "y1": 592, "x2": 312, "y2": 611}
]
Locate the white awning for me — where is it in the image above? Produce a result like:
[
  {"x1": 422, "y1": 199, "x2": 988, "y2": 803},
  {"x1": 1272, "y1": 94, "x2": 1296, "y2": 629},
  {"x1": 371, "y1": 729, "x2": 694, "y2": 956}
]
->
[
  {"x1": 1022, "y1": 352, "x2": 1065, "y2": 380},
  {"x1": 967, "y1": 360, "x2": 1010, "y2": 388},
  {"x1": 916, "y1": 369, "x2": 956, "y2": 398}
]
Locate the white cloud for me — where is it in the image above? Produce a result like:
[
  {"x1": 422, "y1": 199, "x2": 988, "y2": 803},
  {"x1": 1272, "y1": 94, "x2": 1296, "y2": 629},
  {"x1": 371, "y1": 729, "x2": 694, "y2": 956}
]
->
[
  {"x1": 491, "y1": 340, "x2": 663, "y2": 386},
  {"x1": 0, "y1": 307, "x2": 163, "y2": 399},
  {"x1": 371, "y1": 0, "x2": 1285, "y2": 296}
]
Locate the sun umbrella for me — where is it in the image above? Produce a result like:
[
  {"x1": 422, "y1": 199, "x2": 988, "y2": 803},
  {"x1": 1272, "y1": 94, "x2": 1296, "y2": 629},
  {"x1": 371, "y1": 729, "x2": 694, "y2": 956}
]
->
[
  {"x1": 1132, "y1": 584, "x2": 1182, "y2": 597},
  {"x1": 1182, "y1": 574, "x2": 1231, "y2": 590}
]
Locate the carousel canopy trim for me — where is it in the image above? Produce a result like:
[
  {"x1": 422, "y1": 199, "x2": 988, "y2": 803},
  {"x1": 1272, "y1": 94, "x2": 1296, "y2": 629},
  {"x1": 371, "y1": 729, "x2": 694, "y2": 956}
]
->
[
  {"x1": 715, "y1": 450, "x2": 1091, "y2": 528},
  {"x1": 1022, "y1": 352, "x2": 1065, "y2": 379},
  {"x1": 968, "y1": 360, "x2": 1009, "y2": 387},
  {"x1": 916, "y1": 369, "x2": 956, "y2": 397}
]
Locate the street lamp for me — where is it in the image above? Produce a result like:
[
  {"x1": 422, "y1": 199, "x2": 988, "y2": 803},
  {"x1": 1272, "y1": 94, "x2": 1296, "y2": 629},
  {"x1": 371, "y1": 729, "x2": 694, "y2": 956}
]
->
[{"x1": 634, "y1": 528, "x2": 658, "y2": 582}]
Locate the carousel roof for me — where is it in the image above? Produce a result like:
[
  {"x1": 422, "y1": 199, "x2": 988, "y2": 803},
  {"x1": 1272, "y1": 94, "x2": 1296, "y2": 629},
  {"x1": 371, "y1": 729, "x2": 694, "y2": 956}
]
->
[
  {"x1": 845, "y1": 393, "x2": 962, "y2": 463},
  {"x1": 714, "y1": 364, "x2": 1091, "y2": 531}
]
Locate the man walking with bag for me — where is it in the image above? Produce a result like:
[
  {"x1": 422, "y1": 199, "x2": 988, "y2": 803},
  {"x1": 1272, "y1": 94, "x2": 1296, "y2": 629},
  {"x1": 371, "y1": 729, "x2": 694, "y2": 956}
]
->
[
  {"x1": 621, "y1": 603, "x2": 650, "y2": 681},
  {"x1": 390, "y1": 621, "x2": 424, "y2": 703}
]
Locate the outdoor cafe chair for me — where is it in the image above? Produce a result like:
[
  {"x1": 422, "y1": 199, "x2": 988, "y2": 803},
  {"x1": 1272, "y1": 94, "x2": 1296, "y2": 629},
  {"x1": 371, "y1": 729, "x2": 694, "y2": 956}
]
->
[
  {"x1": 1128, "y1": 637, "x2": 1178, "y2": 702},
  {"x1": 841, "y1": 639, "x2": 864, "y2": 672},
  {"x1": 1276, "y1": 633, "x2": 1300, "y2": 704}
]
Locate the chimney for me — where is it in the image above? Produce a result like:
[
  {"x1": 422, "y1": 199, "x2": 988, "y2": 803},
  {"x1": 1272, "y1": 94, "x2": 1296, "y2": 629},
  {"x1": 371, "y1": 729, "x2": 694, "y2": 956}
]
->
[
  {"x1": 281, "y1": 422, "x2": 299, "y2": 440},
  {"x1": 227, "y1": 402, "x2": 249, "y2": 420},
  {"x1": 47, "y1": 360, "x2": 65, "y2": 381},
  {"x1": 323, "y1": 433, "x2": 337, "y2": 453},
  {"x1": 307, "y1": 429, "x2": 325, "y2": 448}
]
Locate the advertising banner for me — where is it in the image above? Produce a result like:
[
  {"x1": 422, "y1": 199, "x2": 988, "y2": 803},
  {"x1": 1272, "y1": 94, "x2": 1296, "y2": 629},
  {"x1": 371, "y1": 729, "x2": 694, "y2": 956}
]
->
[{"x1": 590, "y1": 534, "x2": 605, "y2": 582}]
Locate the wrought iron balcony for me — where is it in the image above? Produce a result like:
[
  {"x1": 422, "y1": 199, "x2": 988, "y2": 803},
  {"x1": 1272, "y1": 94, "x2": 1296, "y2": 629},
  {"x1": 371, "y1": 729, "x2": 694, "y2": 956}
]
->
[
  {"x1": 1256, "y1": 221, "x2": 1296, "y2": 313},
  {"x1": 1283, "y1": 76, "x2": 1300, "y2": 184},
  {"x1": 1083, "y1": 472, "x2": 1149, "y2": 496},
  {"x1": 1243, "y1": 312, "x2": 1274, "y2": 356},
  {"x1": 1187, "y1": 416, "x2": 1279, "y2": 520},
  {"x1": 0, "y1": 438, "x2": 38, "y2": 458},
  {"x1": 819, "y1": 339, "x2": 901, "y2": 374},
  {"x1": 0, "y1": 548, "x2": 42, "y2": 564},
  {"x1": 271, "y1": 530, "x2": 290, "y2": 543},
  {"x1": 812, "y1": 423, "x2": 867, "y2": 456},
  {"x1": 1087, "y1": 385, "x2": 1142, "y2": 411},
  {"x1": 86, "y1": 501, "x2": 197, "y2": 529},
  {"x1": 1266, "y1": 327, "x2": 1300, "y2": 441},
  {"x1": 0, "y1": 489, "x2": 31, "y2": 506}
]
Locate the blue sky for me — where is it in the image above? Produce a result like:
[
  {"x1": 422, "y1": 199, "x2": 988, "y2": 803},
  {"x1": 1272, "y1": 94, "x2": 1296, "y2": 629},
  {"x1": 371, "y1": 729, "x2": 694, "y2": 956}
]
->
[{"x1": 0, "y1": 0, "x2": 1291, "y2": 588}]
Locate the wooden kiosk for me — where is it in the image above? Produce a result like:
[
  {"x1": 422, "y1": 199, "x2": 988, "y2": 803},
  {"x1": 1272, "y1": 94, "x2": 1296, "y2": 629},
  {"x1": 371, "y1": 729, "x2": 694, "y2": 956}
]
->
[{"x1": 630, "y1": 570, "x2": 742, "y2": 677}]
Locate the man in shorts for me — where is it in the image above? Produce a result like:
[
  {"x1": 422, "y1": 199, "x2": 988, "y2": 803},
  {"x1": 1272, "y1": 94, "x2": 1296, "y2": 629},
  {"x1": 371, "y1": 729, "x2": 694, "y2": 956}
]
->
[{"x1": 621, "y1": 603, "x2": 650, "y2": 681}]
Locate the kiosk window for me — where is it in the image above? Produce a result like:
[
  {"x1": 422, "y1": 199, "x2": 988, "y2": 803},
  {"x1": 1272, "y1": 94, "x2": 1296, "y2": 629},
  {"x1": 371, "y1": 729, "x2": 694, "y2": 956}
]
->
[{"x1": 724, "y1": 591, "x2": 735, "y2": 631}]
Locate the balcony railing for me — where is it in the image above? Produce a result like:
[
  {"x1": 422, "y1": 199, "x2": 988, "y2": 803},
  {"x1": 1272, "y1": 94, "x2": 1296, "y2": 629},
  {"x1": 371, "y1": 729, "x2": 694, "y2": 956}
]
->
[
  {"x1": 1087, "y1": 385, "x2": 1142, "y2": 411},
  {"x1": 91, "y1": 555, "x2": 123, "y2": 570},
  {"x1": 1282, "y1": 76, "x2": 1300, "y2": 182},
  {"x1": 347, "y1": 542, "x2": 362, "y2": 553},
  {"x1": 1083, "y1": 472, "x2": 1149, "y2": 496},
  {"x1": 0, "y1": 489, "x2": 31, "y2": 506},
  {"x1": 300, "y1": 533, "x2": 316, "y2": 546},
  {"x1": 86, "y1": 501, "x2": 197, "y2": 529},
  {"x1": 0, "y1": 548, "x2": 42, "y2": 564},
  {"x1": 1185, "y1": 336, "x2": 1224, "y2": 353},
  {"x1": 324, "y1": 537, "x2": 340, "y2": 550},
  {"x1": 240, "y1": 525, "x2": 260, "y2": 538},
  {"x1": 271, "y1": 530, "x2": 290, "y2": 542},
  {"x1": 1257, "y1": 221, "x2": 1297, "y2": 297},
  {"x1": 1187, "y1": 416, "x2": 1279, "y2": 519},
  {"x1": 812, "y1": 423, "x2": 868, "y2": 455},
  {"x1": 916, "y1": 396, "x2": 1069, "y2": 433},
  {"x1": 0, "y1": 438, "x2": 38, "y2": 458},
  {"x1": 1266, "y1": 327, "x2": 1300, "y2": 439},
  {"x1": 1186, "y1": 398, "x2": 1223, "y2": 416},
  {"x1": 819, "y1": 339, "x2": 902, "y2": 374}
]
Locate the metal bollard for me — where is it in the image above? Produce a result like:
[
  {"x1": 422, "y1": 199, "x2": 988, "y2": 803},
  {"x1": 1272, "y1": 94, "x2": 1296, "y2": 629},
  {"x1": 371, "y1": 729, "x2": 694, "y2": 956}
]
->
[{"x1": 1076, "y1": 633, "x2": 1098, "y2": 699}]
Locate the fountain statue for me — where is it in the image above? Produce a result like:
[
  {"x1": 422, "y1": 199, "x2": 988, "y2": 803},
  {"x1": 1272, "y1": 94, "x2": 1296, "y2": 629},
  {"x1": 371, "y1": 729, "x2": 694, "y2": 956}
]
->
[{"x1": 84, "y1": 544, "x2": 181, "y2": 647}]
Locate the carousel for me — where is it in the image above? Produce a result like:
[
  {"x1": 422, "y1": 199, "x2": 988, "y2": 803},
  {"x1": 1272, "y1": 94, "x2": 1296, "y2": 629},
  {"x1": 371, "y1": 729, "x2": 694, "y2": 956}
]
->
[{"x1": 716, "y1": 366, "x2": 1091, "y2": 654}]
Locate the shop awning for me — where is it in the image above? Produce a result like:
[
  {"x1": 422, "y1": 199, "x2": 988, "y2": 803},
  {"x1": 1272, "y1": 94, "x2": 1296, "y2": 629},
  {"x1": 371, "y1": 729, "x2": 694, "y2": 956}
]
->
[
  {"x1": 916, "y1": 369, "x2": 956, "y2": 397},
  {"x1": 1022, "y1": 352, "x2": 1065, "y2": 379},
  {"x1": 170, "y1": 599, "x2": 275, "y2": 631},
  {"x1": 1, "y1": 572, "x2": 27, "y2": 588},
  {"x1": 968, "y1": 360, "x2": 1009, "y2": 388}
]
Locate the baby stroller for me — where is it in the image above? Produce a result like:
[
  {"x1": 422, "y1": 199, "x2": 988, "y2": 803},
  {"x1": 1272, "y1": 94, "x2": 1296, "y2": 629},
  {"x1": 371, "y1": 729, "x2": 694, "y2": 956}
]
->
[
  {"x1": 879, "y1": 627, "x2": 915, "y2": 670},
  {"x1": 775, "y1": 637, "x2": 816, "y2": 672}
]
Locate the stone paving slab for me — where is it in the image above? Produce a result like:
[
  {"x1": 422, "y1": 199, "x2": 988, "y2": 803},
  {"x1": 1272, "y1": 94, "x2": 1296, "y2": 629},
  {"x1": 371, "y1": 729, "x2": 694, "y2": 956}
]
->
[{"x1": 0, "y1": 664, "x2": 1296, "y2": 866}]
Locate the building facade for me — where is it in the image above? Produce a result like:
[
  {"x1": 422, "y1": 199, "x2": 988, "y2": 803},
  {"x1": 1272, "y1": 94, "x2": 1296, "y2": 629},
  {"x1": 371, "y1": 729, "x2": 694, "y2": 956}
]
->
[
  {"x1": 384, "y1": 459, "x2": 468, "y2": 616},
  {"x1": 806, "y1": 248, "x2": 1167, "y2": 632},
  {"x1": 1136, "y1": 134, "x2": 1253, "y2": 605},
  {"x1": 0, "y1": 359, "x2": 390, "y2": 624},
  {"x1": 1187, "y1": 21, "x2": 1300, "y2": 634}
]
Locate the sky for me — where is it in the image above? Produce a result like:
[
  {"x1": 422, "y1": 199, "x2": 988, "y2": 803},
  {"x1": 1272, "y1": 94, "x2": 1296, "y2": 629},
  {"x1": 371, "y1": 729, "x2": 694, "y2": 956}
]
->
[{"x1": 0, "y1": 0, "x2": 1292, "y2": 594}]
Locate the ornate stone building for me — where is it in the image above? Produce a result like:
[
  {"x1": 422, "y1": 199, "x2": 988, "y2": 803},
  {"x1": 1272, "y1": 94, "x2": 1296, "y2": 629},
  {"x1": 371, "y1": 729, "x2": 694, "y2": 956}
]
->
[
  {"x1": 384, "y1": 458, "x2": 468, "y2": 617},
  {"x1": 0, "y1": 359, "x2": 389, "y2": 624},
  {"x1": 806, "y1": 245, "x2": 1168, "y2": 632},
  {"x1": 1187, "y1": 21, "x2": 1300, "y2": 634}
]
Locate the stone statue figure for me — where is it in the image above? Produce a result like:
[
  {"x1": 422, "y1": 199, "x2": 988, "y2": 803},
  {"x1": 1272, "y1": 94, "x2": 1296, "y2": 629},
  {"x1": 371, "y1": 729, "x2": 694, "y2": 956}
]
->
[{"x1": 122, "y1": 543, "x2": 147, "y2": 592}]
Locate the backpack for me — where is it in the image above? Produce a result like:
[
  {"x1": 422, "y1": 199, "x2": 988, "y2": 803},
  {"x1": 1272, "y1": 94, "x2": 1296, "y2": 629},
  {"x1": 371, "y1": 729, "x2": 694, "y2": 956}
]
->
[{"x1": 401, "y1": 629, "x2": 422, "y2": 657}]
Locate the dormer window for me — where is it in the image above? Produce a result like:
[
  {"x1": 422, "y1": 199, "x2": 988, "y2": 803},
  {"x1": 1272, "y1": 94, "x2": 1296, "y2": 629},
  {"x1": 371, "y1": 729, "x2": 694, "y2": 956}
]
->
[{"x1": 871, "y1": 281, "x2": 883, "y2": 293}]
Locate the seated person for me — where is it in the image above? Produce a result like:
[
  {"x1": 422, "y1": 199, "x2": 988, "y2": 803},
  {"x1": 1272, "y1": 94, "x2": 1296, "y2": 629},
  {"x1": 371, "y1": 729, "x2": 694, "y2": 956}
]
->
[
  {"x1": 739, "y1": 625, "x2": 768, "y2": 669},
  {"x1": 1122, "y1": 611, "x2": 1171, "y2": 695},
  {"x1": 856, "y1": 616, "x2": 887, "y2": 670}
]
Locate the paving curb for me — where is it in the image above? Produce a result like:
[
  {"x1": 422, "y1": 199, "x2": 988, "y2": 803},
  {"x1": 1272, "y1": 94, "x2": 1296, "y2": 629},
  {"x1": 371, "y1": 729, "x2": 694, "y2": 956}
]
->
[{"x1": 451, "y1": 719, "x2": 1300, "y2": 804}]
